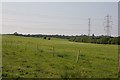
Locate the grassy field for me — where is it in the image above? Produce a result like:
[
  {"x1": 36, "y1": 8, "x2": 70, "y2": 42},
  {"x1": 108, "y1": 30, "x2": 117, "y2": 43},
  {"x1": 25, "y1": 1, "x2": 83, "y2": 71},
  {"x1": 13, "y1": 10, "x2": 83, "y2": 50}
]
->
[{"x1": 2, "y1": 35, "x2": 118, "y2": 78}]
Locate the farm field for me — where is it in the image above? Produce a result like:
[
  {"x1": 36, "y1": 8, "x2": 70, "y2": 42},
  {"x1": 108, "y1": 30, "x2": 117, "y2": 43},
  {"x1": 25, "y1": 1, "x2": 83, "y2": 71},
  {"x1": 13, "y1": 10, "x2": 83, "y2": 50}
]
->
[{"x1": 2, "y1": 35, "x2": 118, "y2": 78}]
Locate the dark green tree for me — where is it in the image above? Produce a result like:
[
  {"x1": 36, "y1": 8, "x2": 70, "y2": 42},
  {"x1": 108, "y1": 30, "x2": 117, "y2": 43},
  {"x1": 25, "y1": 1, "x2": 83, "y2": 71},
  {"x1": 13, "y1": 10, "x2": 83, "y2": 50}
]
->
[{"x1": 14, "y1": 32, "x2": 18, "y2": 36}]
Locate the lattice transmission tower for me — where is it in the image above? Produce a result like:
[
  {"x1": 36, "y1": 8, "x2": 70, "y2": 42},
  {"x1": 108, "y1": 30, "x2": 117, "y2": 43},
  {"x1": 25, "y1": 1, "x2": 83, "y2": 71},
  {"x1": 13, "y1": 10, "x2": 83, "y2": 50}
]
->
[
  {"x1": 104, "y1": 14, "x2": 113, "y2": 36},
  {"x1": 88, "y1": 18, "x2": 91, "y2": 36}
]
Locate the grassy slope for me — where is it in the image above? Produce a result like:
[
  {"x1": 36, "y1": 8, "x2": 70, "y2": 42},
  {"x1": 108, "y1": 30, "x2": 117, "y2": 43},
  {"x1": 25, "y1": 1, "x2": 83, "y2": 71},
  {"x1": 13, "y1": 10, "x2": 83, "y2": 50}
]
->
[
  {"x1": 2, "y1": 35, "x2": 118, "y2": 78},
  {"x1": 0, "y1": 35, "x2": 2, "y2": 79}
]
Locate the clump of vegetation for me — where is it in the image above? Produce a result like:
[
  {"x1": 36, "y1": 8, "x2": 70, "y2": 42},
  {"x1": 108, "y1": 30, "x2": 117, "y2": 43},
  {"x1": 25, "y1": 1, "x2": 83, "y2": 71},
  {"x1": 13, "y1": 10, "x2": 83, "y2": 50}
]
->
[
  {"x1": 57, "y1": 54, "x2": 68, "y2": 58},
  {"x1": 61, "y1": 70, "x2": 89, "y2": 78}
]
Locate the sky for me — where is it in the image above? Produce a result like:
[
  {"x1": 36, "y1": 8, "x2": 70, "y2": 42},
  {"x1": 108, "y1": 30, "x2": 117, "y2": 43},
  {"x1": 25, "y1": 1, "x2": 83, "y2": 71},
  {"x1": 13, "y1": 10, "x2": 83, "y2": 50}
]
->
[
  {"x1": 2, "y1": 2, "x2": 118, "y2": 36},
  {"x1": 1, "y1": 0, "x2": 119, "y2": 2}
]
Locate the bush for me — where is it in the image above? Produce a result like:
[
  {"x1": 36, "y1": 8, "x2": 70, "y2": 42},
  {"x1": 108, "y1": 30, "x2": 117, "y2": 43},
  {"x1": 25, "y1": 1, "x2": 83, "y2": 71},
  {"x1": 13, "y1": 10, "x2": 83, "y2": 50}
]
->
[
  {"x1": 48, "y1": 37, "x2": 51, "y2": 40},
  {"x1": 43, "y1": 36, "x2": 46, "y2": 39}
]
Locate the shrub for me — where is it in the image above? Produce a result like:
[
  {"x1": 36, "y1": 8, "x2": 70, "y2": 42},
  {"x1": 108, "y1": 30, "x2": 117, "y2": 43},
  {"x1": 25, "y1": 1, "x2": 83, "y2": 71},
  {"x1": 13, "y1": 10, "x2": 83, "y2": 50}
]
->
[
  {"x1": 48, "y1": 37, "x2": 51, "y2": 40},
  {"x1": 43, "y1": 36, "x2": 46, "y2": 39}
]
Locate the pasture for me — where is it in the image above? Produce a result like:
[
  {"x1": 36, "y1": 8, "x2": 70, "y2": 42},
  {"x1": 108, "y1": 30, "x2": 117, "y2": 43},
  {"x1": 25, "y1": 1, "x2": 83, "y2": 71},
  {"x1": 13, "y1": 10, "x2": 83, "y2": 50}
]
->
[{"x1": 2, "y1": 35, "x2": 118, "y2": 78}]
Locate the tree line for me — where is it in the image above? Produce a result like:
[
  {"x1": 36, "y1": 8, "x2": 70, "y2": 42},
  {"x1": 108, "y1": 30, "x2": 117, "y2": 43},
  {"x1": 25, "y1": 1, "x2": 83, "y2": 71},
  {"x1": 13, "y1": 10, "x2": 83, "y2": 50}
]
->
[
  {"x1": 11, "y1": 32, "x2": 120, "y2": 45},
  {"x1": 69, "y1": 34, "x2": 120, "y2": 45}
]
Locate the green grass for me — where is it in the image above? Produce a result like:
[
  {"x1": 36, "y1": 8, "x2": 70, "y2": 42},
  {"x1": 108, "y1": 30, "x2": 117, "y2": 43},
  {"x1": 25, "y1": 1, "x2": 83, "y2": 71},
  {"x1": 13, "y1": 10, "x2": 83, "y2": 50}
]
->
[
  {"x1": 0, "y1": 35, "x2": 2, "y2": 79},
  {"x1": 2, "y1": 35, "x2": 118, "y2": 78}
]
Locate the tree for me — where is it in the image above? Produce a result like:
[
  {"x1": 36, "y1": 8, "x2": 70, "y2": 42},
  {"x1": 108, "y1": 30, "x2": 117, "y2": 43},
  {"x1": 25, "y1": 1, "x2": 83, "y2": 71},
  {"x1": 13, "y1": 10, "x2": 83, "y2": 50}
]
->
[
  {"x1": 27, "y1": 34, "x2": 30, "y2": 37},
  {"x1": 111, "y1": 37, "x2": 118, "y2": 44},
  {"x1": 118, "y1": 37, "x2": 120, "y2": 45},
  {"x1": 100, "y1": 37, "x2": 109, "y2": 44},
  {"x1": 14, "y1": 32, "x2": 18, "y2": 36},
  {"x1": 92, "y1": 34, "x2": 95, "y2": 39}
]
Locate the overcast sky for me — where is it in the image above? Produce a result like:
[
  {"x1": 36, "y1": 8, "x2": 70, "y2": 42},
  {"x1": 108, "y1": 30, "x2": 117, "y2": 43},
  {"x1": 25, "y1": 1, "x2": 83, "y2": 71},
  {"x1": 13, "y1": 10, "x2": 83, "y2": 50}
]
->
[{"x1": 2, "y1": 2, "x2": 118, "y2": 36}]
